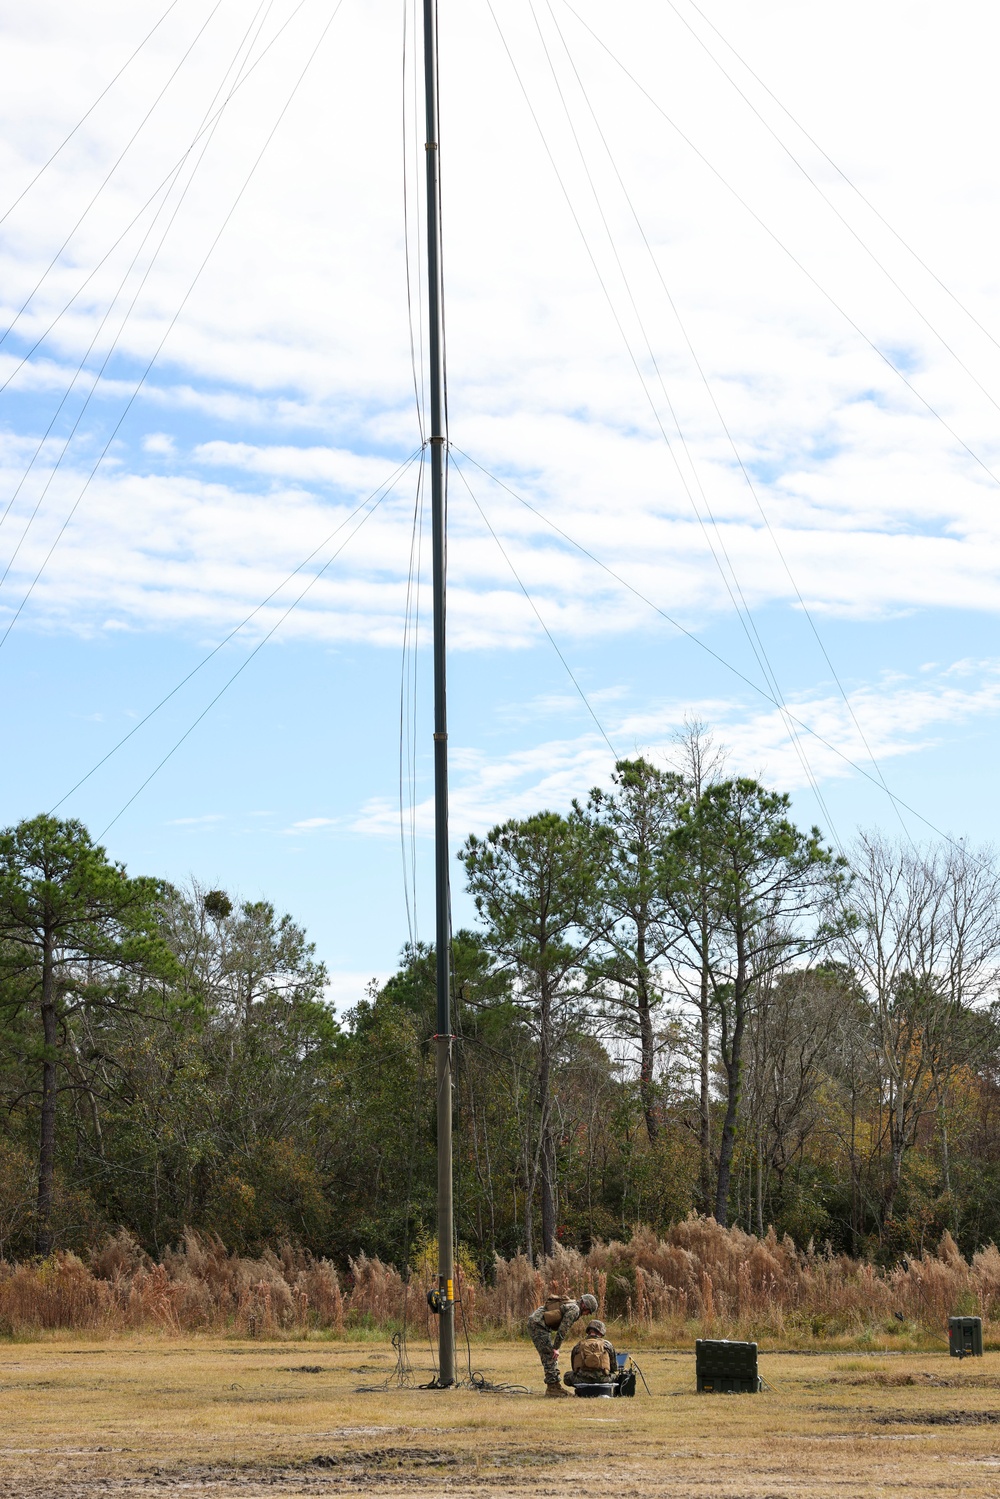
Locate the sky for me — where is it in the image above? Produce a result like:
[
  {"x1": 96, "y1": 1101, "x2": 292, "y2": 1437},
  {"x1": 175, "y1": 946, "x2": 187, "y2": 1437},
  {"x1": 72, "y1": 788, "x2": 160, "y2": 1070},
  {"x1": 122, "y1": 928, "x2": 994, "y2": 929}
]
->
[{"x1": 1, "y1": 0, "x2": 1000, "y2": 1008}]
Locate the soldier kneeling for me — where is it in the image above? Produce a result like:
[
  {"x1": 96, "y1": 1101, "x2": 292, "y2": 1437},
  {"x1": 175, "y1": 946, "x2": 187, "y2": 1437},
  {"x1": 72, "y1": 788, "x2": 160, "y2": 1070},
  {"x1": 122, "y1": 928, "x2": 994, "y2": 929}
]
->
[{"x1": 563, "y1": 1319, "x2": 617, "y2": 1391}]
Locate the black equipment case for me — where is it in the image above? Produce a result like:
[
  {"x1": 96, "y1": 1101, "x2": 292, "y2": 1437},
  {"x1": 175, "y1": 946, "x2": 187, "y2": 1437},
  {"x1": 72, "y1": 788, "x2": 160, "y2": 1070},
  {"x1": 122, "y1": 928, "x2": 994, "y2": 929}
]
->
[
  {"x1": 695, "y1": 1338, "x2": 761, "y2": 1393},
  {"x1": 948, "y1": 1316, "x2": 983, "y2": 1358}
]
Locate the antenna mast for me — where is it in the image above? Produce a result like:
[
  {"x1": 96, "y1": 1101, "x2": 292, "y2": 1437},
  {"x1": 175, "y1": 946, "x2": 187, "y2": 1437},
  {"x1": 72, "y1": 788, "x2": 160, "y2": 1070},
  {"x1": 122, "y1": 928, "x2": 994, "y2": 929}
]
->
[{"x1": 422, "y1": 0, "x2": 456, "y2": 1388}]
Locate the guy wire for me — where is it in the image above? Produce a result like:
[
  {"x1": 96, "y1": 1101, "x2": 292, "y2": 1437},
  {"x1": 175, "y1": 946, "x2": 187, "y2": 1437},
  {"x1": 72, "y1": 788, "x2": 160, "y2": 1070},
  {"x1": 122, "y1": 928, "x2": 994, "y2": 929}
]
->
[
  {"x1": 0, "y1": 0, "x2": 351, "y2": 656},
  {"x1": 453, "y1": 445, "x2": 981, "y2": 862},
  {"x1": 398, "y1": 1044, "x2": 428, "y2": 1386},
  {"x1": 485, "y1": 0, "x2": 841, "y2": 846},
  {"x1": 451, "y1": 453, "x2": 617, "y2": 759},
  {"x1": 356, "y1": 1040, "x2": 427, "y2": 1392},
  {"x1": 546, "y1": 0, "x2": 908, "y2": 844},
  {"x1": 683, "y1": 0, "x2": 1000, "y2": 363},
  {"x1": 0, "y1": 0, "x2": 184, "y2": 228},
  {"x1": 0, "y1": 0, "x2": 283, "y2": 583},
  {"x1": 401, "y1": 0, "x2": 425, "y2": 444},
  {"x1": 399, "y1": 448, "x2": 427, "y2": 944},
  {"x1": 0, "y1": 0, "x2": 228, "y2": 354},
  {"x1": 96, "y1": 449, "x2": 404, "y2": 837},
  {"x1": 537, "y1": 0, "x2": 855, "y2": 843},
  {"x1": 410, "y1": 454, "x2": 426, "y2": 929},
  {"x1": 656, "y1": 0, "x2": 1000, "y2": 424},
  {"x1": 450, "y1": 983, "x2": 528, "y2": 1394},
  {"x1": 557, "y1": 0, "x2": 1000, "y2": 495},
  {"x1": 409, "y1": 0, "x2": 428, "y2": 429},
  {"x1": 399, "y1": 0, "x2": 431, "y2": 936},
  {"x1": 528, "y1": 0, "x2": 840, "y2": 841},
  {"x1": 50, "y1": 449, "x2": 422, "y2": 813},
  {"x1": 0, "y1": 0, "x2": 320, "y2": 403}
]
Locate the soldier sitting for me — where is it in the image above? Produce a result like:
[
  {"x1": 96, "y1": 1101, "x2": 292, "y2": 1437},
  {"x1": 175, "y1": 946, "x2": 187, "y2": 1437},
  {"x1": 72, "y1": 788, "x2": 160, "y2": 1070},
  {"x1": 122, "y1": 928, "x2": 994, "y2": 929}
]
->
[
  {"x1": 527, "y1": 1291, "x2": 598, "y2": 1397},
  {"x1": 563, "y1": 1319, "x2": 617, "y2": 1390}
]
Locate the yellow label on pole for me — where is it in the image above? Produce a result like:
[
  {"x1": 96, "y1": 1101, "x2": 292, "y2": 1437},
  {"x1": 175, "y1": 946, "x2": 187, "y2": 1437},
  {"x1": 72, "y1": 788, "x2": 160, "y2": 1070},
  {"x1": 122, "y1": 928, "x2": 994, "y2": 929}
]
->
[{"x1": 447, "y1": 1280, "x2": 454, "y2": 1302}]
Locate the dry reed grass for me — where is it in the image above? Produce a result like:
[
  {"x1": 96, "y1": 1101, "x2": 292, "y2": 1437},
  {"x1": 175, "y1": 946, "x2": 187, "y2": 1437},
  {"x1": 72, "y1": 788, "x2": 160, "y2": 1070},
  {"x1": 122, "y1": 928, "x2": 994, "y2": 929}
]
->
[
  {"x1": 0, "y1": 1230, "x2": 344, "y2": 1338},
  {"x1": 0, "y1": 1219, "x2": 996, "y2": 1343}
]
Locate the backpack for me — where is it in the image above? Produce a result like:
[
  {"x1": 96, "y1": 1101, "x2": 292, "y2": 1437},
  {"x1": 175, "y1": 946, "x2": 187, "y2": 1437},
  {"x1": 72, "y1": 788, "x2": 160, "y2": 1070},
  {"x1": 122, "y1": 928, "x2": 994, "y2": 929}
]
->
[
  {"x1": 542, "y1": 1295, "x2": 565, "y2": 1329},
  {"x1": 576, "y1": 1337, "x2": 611, "y2": 1374}
]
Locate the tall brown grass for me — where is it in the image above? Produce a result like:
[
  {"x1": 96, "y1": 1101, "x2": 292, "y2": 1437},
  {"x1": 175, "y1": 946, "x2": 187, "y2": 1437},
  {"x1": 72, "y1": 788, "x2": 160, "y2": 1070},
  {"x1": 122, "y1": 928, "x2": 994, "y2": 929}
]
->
[{"x1": 0, "y1": 1220, "x2": 997, "y2": 1343}]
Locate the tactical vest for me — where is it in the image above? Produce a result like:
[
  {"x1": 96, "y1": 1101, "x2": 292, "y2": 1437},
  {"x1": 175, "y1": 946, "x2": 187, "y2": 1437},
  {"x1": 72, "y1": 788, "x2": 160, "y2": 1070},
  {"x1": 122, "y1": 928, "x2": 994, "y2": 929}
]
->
[
  {"x1": 574, "y1": 1337, "x2": 611, "y2": 1375},
  {"x1": 542, "y1": 1296, "x2": 565, "y2": 1329}
]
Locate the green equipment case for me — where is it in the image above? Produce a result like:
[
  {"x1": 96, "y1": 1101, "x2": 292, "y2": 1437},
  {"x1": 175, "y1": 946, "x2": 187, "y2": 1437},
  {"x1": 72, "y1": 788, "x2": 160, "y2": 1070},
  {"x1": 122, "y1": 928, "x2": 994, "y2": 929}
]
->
[
  {"x1": 948, "y1": 1316, "x2": 983, "y2": 1358},
  {"x1": 695, "y1": 1338, "x2": 761, "y2": 1393}
]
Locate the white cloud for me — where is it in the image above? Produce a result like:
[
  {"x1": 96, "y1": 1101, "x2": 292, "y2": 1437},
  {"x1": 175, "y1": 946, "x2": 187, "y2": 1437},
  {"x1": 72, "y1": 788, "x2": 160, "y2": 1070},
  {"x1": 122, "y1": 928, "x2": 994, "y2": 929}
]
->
[
  {"x1": 351, "y1": 658, "x2": 1000, "y2": 839},
  {"x1": 325, "y1": 969, "x2": 390, "y2": 1016},
  {"x1": 192, "y1": 441, "x2": 398, "y2": 491},
  {"x1": 0, "y1": 0, "x2": 1000, "y2": 654}
]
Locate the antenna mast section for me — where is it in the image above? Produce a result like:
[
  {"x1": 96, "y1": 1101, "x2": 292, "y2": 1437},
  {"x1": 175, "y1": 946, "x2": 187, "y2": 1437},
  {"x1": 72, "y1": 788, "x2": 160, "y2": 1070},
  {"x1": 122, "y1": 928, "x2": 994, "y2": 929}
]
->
[{"x1": 423, "y1": 0, "x2": 456, "y2": 1388}]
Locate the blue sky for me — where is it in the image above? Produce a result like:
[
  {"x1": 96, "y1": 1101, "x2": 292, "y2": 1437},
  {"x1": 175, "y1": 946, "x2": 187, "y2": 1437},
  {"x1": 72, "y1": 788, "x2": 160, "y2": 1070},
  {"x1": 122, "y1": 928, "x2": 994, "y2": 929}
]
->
[{"x1": 2, "y1": 0, "x2": 1000, "y2": 1006}]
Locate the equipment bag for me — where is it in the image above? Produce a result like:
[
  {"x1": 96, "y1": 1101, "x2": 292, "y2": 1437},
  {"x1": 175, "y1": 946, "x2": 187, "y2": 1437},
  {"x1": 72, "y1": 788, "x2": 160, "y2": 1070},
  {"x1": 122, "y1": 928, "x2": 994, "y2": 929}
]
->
[
  {"x1": 577, "y1": 1338, "x2": 612, "y2": 1374},
  {"x1": 543, "y1": 1296, "x2": 565, "y2": 1329},
  {"x1": 613, "y1": 1369, "x2": 637, "y2": 1398}
]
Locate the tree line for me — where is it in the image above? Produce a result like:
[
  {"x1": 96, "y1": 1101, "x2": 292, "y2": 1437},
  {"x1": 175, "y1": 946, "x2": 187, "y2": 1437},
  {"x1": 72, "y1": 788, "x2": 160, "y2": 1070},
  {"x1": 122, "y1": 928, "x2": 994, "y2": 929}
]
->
[{"x1": 1, "y1": 725, "x2": 1000, "y2": 1269}]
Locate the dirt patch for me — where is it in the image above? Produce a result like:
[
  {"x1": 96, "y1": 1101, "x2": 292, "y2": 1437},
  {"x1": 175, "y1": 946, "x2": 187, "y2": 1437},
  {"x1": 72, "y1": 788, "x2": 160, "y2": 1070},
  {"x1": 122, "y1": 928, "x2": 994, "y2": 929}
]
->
[
  {"x1": 307, "y1": 1449, "x2": 461, "y2": 1468},
  {"x1": 211, "y1": 1392, "x2": 310, "y2": 1404},
  {"x1": 831, "y1": 1372, "x2": 920, "y2": 1387},
  {"x1": 0, "y1": 1450, "x2": 568, "y2": 1497},
  {"x1": 126, "y1": 1447, "x2": 568, "y2": 1486},
  {"x1": 870, "y1": 1409, "x2": 1000, "y2": 1426},
  {"x1": 830, "y1": 1370, "x2": 1000, "y2": 1390}
]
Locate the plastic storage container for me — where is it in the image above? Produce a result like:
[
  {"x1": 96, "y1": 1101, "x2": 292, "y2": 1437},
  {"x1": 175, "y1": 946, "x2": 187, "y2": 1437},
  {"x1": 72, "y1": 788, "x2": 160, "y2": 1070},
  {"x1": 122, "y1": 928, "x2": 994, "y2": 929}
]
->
[
  {"x1": 695, "y1": 1338, "x2": 761, "y2": 1393},
  {"x1": 948, "y1": 1316, "x2": 983, "y2": 1358}
]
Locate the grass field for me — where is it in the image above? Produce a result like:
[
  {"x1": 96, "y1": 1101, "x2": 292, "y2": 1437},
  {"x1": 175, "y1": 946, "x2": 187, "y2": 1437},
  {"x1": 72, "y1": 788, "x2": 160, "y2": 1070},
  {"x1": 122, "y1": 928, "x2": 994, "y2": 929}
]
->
[{"x1": 2, "y1": 1337, "x2": 1000, "y2": 1496}]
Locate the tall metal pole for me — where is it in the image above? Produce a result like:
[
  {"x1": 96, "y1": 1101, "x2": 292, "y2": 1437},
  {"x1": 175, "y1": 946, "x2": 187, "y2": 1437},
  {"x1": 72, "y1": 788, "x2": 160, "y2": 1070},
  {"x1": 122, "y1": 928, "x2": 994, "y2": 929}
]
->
[{"x1": 423, "y1": 0, "x2": 455, "y2": 1389}]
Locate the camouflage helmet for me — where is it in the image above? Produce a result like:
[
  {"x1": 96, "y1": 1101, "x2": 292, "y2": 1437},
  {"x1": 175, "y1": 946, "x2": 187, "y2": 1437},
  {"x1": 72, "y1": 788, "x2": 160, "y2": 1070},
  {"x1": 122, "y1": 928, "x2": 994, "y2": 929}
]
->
[
  {"x1": 579, "y1": 1293, "x2": 598, "y2": 1315},
  {"x1": 586, "y1": 1319, "x2": 607, "y2": 1337}
]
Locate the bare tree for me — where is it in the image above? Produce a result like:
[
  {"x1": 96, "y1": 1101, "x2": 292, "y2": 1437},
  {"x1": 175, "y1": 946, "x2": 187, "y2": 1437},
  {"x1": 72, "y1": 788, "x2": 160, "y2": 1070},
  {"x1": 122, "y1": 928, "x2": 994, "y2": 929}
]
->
[
  {"x1": 834, "y1": 833, "x2": 1000, "y2": 1229},
  {"x1": 663, "y1": 721, "x2": 727, "y2": 1211},
  {"x1": 664, "y1": 779, "x2": 842, "y2": 1226},
  {"x1": 741, "y1": 967, "x2": 855, "y2": 1235}
]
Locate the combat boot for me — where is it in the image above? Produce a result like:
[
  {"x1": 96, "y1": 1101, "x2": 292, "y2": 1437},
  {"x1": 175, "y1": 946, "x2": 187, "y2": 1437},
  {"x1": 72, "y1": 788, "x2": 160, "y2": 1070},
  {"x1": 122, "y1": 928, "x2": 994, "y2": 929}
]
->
[{"x1": 545, "y1": 1384, "x2": 570, "y2": 1397}]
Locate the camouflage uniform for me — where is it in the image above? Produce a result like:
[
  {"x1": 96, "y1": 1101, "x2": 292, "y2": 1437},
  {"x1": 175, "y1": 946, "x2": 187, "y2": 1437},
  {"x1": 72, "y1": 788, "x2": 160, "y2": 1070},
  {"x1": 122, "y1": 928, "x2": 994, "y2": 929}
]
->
[
  {"x1": 527, "y1": 1295, "x2": 597, "y2": 1388},
  {"x1": 563, "y1": 1320, "x2": 618, "y2": 1388}
]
